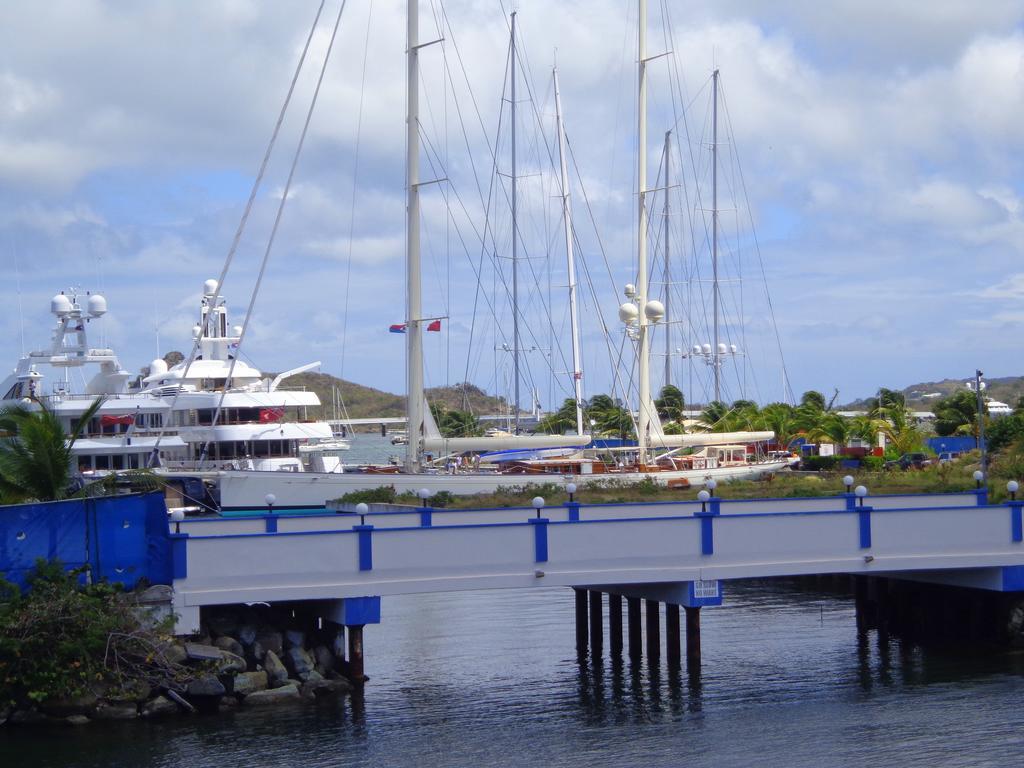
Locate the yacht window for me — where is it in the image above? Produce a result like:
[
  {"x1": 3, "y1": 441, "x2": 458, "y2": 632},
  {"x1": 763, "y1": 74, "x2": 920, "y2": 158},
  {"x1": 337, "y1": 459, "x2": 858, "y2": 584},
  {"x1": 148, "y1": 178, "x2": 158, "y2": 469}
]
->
[
  {"x1": 95, "y1": 455, "x2": 110, "y2": 470},
  {"x1": 112, "y1": 455, "x2": 125, "y2": 470}
]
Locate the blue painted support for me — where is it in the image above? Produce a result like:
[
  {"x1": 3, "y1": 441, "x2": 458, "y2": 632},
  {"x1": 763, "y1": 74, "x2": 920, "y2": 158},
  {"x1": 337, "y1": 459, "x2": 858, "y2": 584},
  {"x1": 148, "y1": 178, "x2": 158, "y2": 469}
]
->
[
  {"x1": 681, "y1": 579, "x2": 723, "y2": 608},
  {"x1": 858, "y1": 505, "x2": 873, "y2": 549},
  {"x1": 419, "y1": 506, "x2": 433, "y2": 527},
  {"x1": 844, "y1": 493, "x2": 856, "y2": 511},
  {"x1": 265, "y1": 514, "x2": 278, "y2": 533},
  {"x1": 338, "y1": 595, "x2": 381, "y2": 625},
  {"x1": 696, "y1": 500, "x2": 720, "y2": 556},
  {"x1": 530, "y1": 518, "x2": 549, "y2": 563},
  {"x1": 975, "y1": 488, "x2": 989, "y2": 506},
  {"x1": 1009, "y1": 501, "x2": 1023, "y2": 543},
  {"x1": 565, "y1": 501, "x2": 581, "y2": 522},
  {"x1": 355, "y1": 525, "x2": 373, "y2": 571},
  {"x1": 169, "y1": 533, "x2": 189, "y2": 580}
]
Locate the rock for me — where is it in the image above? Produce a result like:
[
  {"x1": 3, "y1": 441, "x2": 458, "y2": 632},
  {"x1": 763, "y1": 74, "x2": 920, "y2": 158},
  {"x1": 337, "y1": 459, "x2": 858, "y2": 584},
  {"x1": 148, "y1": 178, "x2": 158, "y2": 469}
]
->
[
  {"x1": 106, "y1": 679, "x2": 151, "y2": 706},
  {"x1": 256, "y1": 631, "x2": 283, "y2": 657},
  {"x1": 238, "y1": 624, "x2": 258, "y2": 646},
  {"x1": 207, "y1": 612, "x2": 240, "y2": 638},
  {"x1": 184, "y1": 642, "x2": 224, "y2": 662},
  {"x1": 186, "y1": 674, "x2": 226, "y2": 698},
  {"x1": 160, "y1": 641, "x2": 188, "y2": 666},
  {"x1": 0, "y1": 704, "x2": 11, "y2": 726},
  {"x1": 41, "y1": 693, "x2": 97, "y2": 718},
  {"x1": 247, "y1": 641, "x2": 265, "y2": 667},
  {"x1": 93, "y1": 704, "x2": 138, "y2": 721},
  {"x1": 9, "y1": 709, "x2": 47, "y2": 725},
  {"x1": 214, "y1": 636, "x2": 245, "y2": 658},
  {"x1": 242, "y1": 684, "x2": 301, "y2": 706},
  {"x1": 264, "y1": 650, "x2": 289, "y2": 687},
  {"x1": 284, "y1": 629, "x2": 306, "y2": 649},
  {"x1": 217, "y1": 650, "x2": 247, "y2": 673},
  {"x1": 65, "y1": 715, "x2": 90, "y2": 726},
  {"x1": 285, "y1": 647, "x2": 315, "y2": 679},
  {"x1": 140, "y1": 696, "x2": 179, "y2": 718},
  {"x1": 313, "y1": 645, "x2": 336, "y2": 675},
  {"x1": 232, "y1": 671, "x2": 269, "y2": 696},
  {"x1": 218, "y1": 696, "x2": 239, "y2": 709}
]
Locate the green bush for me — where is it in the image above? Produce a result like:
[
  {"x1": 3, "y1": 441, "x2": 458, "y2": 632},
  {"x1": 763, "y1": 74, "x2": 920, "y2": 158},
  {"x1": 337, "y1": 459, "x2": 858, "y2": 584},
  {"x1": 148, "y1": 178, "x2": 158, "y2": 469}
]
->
[
  {"x1": 861, "y1": 455, "x2": 885, "y2": 471},
  {"x1": 801, "y1": 455, "x2": 839, "y2": 472},
  {"x1": 0, "y1": 560, "x2": 181, "y2": 709},
  {"x1": 336, "y1": 486, "x2": 397, "y2": 505}
]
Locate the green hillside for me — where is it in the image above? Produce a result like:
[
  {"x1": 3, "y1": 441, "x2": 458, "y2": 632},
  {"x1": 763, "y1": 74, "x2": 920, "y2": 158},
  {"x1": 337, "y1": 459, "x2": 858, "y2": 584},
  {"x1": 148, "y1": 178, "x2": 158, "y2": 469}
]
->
[
  {"x1": 279, "y1": 372, "x2": 510, "y2": 421},
  {"x1": 842, "y1": 376, "x2": 1024, "y2": 410}
]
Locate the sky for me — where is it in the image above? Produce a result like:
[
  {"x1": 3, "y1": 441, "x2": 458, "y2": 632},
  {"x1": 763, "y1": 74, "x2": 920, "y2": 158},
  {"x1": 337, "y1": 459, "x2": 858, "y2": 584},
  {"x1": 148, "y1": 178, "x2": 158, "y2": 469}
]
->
[{"x1": 1, "y1": 0, "x2": 1022, "y2": 410}]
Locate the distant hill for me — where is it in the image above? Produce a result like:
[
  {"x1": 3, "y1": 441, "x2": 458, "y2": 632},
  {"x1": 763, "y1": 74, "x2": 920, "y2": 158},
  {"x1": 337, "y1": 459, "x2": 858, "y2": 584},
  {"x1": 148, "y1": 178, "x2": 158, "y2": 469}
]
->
[
  {"x1": 841, "y1": 376, "x2": 1024, "y2": 411},
  {"x1": 277, "y1": 372, "x2": 510, "y2": 421}
]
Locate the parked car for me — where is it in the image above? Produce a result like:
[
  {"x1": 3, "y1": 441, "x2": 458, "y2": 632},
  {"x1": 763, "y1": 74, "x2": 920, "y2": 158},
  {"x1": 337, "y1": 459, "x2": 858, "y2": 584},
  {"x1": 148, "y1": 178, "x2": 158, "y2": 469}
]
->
[
  {"x1": 937, "y1": 451, "x2": 962, "y2": 464},
  {"x1": 884, "y1": 452, "x2": 933, "y2": 470}
]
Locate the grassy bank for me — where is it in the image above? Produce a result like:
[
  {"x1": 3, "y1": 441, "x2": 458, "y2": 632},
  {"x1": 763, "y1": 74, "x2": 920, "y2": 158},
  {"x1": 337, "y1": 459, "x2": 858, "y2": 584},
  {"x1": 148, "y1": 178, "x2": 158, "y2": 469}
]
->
[{"x1": 373, "y1": 450, "x2": 1022, "y2": 509}]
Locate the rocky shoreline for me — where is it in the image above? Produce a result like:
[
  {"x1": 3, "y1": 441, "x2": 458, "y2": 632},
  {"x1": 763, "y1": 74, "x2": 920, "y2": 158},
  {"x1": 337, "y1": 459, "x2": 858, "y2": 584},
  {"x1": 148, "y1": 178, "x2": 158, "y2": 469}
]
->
[{"x1": 0, "y1": 600, "x2": 354, "y2": 727}]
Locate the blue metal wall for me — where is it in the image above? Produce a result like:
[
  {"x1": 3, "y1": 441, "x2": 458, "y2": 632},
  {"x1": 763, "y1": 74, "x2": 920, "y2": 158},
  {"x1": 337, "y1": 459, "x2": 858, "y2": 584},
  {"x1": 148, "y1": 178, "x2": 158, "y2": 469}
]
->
[
  {"x1": 926, "y1": 436, "x2": 978, "y2": 455},
  {"x1": 0, "y1": 492, "x2": 171, "y2": 591}
]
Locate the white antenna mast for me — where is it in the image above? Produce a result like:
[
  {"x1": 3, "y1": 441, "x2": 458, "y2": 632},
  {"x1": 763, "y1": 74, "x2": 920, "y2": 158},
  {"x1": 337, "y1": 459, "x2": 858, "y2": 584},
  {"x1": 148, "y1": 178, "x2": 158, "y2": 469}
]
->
[
  {"x1": 405, "y1": 0, "x2": 424, "y2": 472},
  {"x1": 553, "y1": 65, "x2": 585, "y2": 437},
  {"x1": 637, "y1": 0, "x2": 651, "y2": 465}
]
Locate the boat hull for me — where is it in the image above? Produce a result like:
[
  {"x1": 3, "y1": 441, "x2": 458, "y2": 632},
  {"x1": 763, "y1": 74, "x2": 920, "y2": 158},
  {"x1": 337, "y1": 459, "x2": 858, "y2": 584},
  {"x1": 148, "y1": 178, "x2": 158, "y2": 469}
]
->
[{"x1": 209, "y1": 460, "x2": 791, "y2": 512}]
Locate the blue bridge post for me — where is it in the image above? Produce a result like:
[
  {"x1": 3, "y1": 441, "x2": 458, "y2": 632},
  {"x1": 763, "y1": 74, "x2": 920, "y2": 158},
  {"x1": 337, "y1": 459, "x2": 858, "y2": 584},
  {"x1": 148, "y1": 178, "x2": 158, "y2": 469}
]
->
[{"x1": 1009, "y1": 501, "x2": 1023, "y2": 543}]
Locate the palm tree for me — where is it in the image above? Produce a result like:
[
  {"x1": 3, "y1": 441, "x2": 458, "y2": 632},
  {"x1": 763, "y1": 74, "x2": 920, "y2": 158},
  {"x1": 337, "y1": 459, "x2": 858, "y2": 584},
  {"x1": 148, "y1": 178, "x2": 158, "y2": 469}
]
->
[
  {"x1": 586, "y1": 395, "x2": 634, "y2": 438},
  {"x1": 0, "y1": 397, "x2": 104, "y2": 503},
  {"x1": 807, "y1": 412, "x2": 853, "y2": 451},
  {"x1": 878, "y1": 404, "x2": 926, "y2": 455}
]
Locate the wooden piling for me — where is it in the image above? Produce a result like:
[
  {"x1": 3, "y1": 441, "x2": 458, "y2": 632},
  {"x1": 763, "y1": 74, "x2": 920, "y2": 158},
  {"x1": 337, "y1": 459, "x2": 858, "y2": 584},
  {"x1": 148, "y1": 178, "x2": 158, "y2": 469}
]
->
[
  {"x1": 609, "y1": 593, "x2": 623, "y2": 657},
  {"x1": 684, "y1": 606, "x2": 701, "y2": 668},
  {"x1": 347, "y1": 625, "x2": 366, "y2": 684},
  {"x1": 589, "y1": 591, "x2": 604, "y2": 655},
  {"x1": 646, "y1": 600, "x2": 661, "y2": 660},
  {"x1": 666, "y1": 604, "x2": 681, "y2": 668},
  {"x1": 574, "y1": 588, "x2": 588, "y2": 656},
  {"x1": 627, "y1": 597, "x2": 642, "y2": 660}
]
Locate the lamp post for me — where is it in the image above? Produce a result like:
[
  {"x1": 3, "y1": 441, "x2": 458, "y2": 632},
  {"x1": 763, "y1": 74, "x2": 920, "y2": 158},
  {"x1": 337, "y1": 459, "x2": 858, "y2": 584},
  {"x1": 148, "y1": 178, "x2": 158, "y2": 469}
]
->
[
  {"x1": 1007, "y1": 480, "x2": 1019, "y2": 502},
  {"x1": 532, "y1": 496, "x2": 545, "y2": 519},
  {"x1": 973, "y1": 470, "x2": 985, "y2": 490},
  {"x1": 843, "y1": 475, "x2": 855, "y2": 495},
  {"x1": 355, "y1": 501, "x2": 368, "y2": 526},
  {"x1": 697, "y1": 489, "x2": 710, "y2": 513},
  {"x1": 854, "y1": 485, "x2": 868, "y2": 508},
  {"x1": 975, "y1": 369, "x2": 987, "y2": 474},
  {"x1": 264, "y1": 493, "x2": 276, "y2": 515},
  {"x1": 566, "y1": 482, "x2": 577, "y2": 504},
  {"x1": 418, "y1": 487, "x2": 431, "y2": 505},
  {"x1": 706, "y1": 478, "x2": 718, "y2": 497}
]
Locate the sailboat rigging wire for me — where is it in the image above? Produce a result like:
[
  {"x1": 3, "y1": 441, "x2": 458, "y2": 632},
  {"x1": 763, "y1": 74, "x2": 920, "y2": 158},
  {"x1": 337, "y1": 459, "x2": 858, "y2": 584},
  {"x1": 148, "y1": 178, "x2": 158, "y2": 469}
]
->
[
  {"x1": 147, "y1": 0, "x2": 326, "y2": 466},
  {"x1": 718, "y1": 78, "x2": 795, "y2": 404},
  {"x1": 199, "y1": 0, "x2": 350, "y2": 464},
  {"x1": 339, "y1": 0, "x2": 375, "y2": 402}
]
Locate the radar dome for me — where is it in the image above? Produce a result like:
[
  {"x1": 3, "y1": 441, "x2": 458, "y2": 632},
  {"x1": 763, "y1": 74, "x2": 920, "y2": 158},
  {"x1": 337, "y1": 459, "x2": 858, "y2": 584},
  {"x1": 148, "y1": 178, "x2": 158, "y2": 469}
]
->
[
  {"x1": 87, "y1": 294, "x2": 107, "y2": 317},
  {"x1": 618, "y1": 302, "x2": 639, "y2": 324},
  {"x1": 644, "y1": 300, "x2": 665, "y2": 322},
  {"x1": 717, "y1": 343, "x2": 727, "y2": 355},
  {"x1": 701, "y1": 343, "x2": 712, "y2": 355},
  {"x1": 692, "y1": 345, "x2": 702, "y2": 355},
  {"x1": 51, "y1": 293, "x2": 73, "y2": 316},
  {"x1": 203, "y1": 279, "x2": 219, "y2": 296},
  {"x1": 232, "y1": 325, "x2": 243, "y2": 337},
  {"x1": 149, "y1": 359, "x2": 168, "y2": 376},
  {"x1": 623, "y1": 283, "x2": 636, "y2": 298}
]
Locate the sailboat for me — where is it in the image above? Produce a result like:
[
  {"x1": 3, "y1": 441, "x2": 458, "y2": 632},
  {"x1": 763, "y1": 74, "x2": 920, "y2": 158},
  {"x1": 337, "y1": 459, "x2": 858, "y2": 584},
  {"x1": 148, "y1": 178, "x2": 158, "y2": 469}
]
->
[{"x1": 207, "y1": 1, "x2": 791, "y2": 513}]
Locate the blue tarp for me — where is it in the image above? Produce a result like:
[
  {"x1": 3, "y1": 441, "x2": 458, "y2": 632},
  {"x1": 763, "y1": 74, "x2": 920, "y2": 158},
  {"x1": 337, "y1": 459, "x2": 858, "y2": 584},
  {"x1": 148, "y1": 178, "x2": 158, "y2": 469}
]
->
[
  {"x1": 0, "y1": 492, "x2": 171, "y2": 592},
  {"x1": 926, "y1": 436, "x2": 978, "y2": 455}
]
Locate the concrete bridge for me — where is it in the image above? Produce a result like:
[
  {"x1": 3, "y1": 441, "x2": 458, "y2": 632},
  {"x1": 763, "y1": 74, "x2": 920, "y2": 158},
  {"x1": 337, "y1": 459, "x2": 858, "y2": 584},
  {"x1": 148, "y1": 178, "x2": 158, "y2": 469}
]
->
[{"x1": 168, "y1": 489, "x2": 1024, "y2": 675}]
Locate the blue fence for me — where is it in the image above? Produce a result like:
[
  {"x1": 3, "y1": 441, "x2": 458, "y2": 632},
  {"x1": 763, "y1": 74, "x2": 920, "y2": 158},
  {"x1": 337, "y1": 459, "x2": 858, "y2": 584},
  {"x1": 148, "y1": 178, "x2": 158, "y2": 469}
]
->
[
  {"x1": 0, "y1": 492, "x2": 172, "y2": 591},
  {"x1": 926, "y1": 436, "x2": 978, "y2": 455}
]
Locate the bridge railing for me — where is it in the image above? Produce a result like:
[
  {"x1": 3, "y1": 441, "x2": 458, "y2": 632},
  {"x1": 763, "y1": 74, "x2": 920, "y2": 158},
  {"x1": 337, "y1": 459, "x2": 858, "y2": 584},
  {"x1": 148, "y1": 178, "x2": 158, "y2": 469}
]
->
[
  {"x1": 171, "y1": 493, "x2": 1023, "y2": 612},
  {"x1": 176, "y1": 490, "x2": 986, "y2": 536}
]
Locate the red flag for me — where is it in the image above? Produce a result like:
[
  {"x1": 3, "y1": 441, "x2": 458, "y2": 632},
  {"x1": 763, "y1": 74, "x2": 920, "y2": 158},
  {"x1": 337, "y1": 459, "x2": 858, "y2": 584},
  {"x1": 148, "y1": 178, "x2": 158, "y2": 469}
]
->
[
  {"x1": 427, "y1": 319, "x2": 442, "y2": 332},
  {"x1": 259, "y1": 407, "x2": 285, "y2": 423},
  {"x1": 389, "y1": 324, "x2": 407, "y2": 334},
  {"x1": 100, "y1": 414, "x2": 134, "y2": 426}
]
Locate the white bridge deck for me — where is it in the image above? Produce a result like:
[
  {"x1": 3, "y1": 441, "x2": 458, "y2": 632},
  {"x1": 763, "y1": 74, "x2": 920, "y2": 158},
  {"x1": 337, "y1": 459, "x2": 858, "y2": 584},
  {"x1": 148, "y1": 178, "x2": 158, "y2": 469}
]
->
[{"x1": 169, "y1": 490, "x2": 1024, "y2": 633}]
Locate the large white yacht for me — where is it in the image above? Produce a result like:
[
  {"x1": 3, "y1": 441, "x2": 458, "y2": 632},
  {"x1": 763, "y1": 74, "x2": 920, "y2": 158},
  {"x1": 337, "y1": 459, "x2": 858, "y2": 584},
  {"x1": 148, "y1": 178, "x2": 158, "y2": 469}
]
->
[
  {"x1": 0, "y1": 289, "x2": 186, "y2": 473},
  {"x1": 143, "y1": 280, "x2": 345, "y2": 473}
]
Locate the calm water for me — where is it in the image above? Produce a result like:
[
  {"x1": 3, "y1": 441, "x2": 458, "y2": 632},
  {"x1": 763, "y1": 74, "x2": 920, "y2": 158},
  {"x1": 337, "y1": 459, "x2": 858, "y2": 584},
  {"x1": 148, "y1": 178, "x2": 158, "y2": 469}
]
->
[{"x1": 4, "y1": 581, "x2": 1024, "y2": 767}]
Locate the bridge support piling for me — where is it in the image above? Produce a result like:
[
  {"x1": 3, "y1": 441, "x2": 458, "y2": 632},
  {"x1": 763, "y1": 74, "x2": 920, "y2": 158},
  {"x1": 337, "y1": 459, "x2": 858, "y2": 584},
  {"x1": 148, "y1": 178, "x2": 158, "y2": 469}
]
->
[
  {"x1": 347, "y1": 625, "x2": 366, "y2": 684},
  {"x1": 854, "y1": 575, "x2": 870, "y2": 632},
  {"x1": 574, "y1": 588, "x2": 589, "y2": 656},
  {"x1": 666, "y1": 604, "x2": 681, "y2": 669},
  {"x1": 589, "y1": 591, "x2": 604, "y2": 656},
  {"x1": 646, "y1": 600, "x2": 661, "y2": 660},
  {"x1": 685, "y1": 606, "x2": 701, "y2": 669},
  {"x1": 627, "y1": 597, "x2": 642, "y2": 661},
  {"x1": 609, "y1": 594, "x2": 623, "y2": 657}
]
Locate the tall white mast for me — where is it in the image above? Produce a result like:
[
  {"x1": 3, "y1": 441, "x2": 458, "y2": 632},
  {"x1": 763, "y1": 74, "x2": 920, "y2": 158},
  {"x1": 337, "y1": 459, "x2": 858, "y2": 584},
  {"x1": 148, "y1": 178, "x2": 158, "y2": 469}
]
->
[
  {"x1": 663, "y1": 129, "x2": 671, "y2": 389},
  {"x1": 510, "y1": 11, "x2": 521, "y2": 434},
  {"x1": 636, "y1": 0, "x2": 650, "y2": 465},
  {"x1": 553, "y1": 65, "x2": 584, "y2": 437},
  {"x1": 712, "y1": 68, "x2": 721, "y2": 403},
  {"x1": 405, "y1": 0, "x2": 423, "y2": 471}
]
